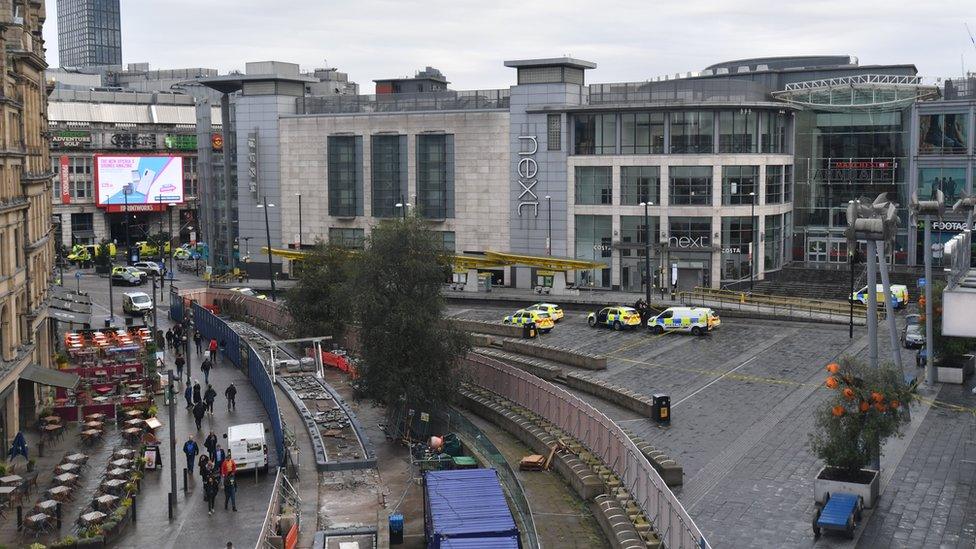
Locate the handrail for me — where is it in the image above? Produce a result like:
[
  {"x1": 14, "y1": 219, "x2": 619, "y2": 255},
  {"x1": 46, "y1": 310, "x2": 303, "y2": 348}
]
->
[
  {"x1": 256, "y1": 468, "x2": 285, "y2": 549},
  {"x1": 463, "y1": 353, "x2": 710, "y2": 549},
  {"x1": 678, "y1": 287, "x2": 884, "y2": 323}
]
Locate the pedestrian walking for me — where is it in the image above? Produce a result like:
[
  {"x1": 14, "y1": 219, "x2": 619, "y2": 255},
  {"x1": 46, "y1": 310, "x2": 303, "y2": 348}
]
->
[
  {"x1": 184, "y1": 384, "x2": 193, "y2": 409},
  {"x1": 182, "y1": 435, "x2": 199, "y2": 473},
  {"x1": 204, "y1": 431, "x2": 218, "y2": 462},
  {"x1": 209, "y1": 338, "x2": 218, "y2": 364},
  {"x1": 193, "y1": 400, "x2": 207, "y2": 430},
  {"x1": 204, "y1": 472, "x2": 220, "y2": 515},
  {"x1": 223, "y1": 472, "x2": 238, "y2": 512},
  {"x1": 224, "y1": 383, "x2": 237, "y2": 411},
  {"x1": 201, "y1": 358, "x2": 212, "y2": 385},
  {"x1": 156, "y1": 329, "x2": 165, "y2": 349},
  {"x1": 221, "y1": 450, "x2": 238, "y2": 478},
  {"x1": 204, "y1": 384, "x2": 217, "y2": 415},
  {"x1": 193, "y1": 382, "x2": 202, "y2": 405},
  {"x1": 175, "y1": 352, "x2": 186, "y2": 380},
  {"x1": 214, "y1": 445, "x2": 226, "y2": 472},
  {"x1": 199, "y1": 454, "x2": 214, "y2": 483},
  {"x1": 194, "y1": 331, "x2": 203, "y2": 356},
  {"x1": 165, "y1": 328, "x2": 175, "y2": 350}
]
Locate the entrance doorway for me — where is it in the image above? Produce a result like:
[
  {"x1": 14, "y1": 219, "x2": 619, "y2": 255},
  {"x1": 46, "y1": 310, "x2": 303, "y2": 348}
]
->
[{"x1": 807, "y1": 238, "x2": 827, "y2": 263}]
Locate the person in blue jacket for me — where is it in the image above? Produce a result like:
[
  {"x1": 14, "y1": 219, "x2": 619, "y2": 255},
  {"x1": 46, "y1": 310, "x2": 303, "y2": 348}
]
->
[{"x1": 183, "y1": 435, "x2": 199, "y2": 473}]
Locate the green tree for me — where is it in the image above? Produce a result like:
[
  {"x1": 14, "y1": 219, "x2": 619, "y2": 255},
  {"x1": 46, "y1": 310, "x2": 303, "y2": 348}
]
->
[
  {"x1": 94, "y1": 240, "x2": 112, "y2": 268},
  {"x1": 145, "y1": 231, "x2": 170, "y2": 257},
  {"x1": 285, "y1": 242, "x2": 356, "y2": 339},
  {"x1": 921, "y1": 281, "x2": 976, "y2": 359},
  {"x1": 354, "y1": 217, "x2": 469, "y2": 406}
]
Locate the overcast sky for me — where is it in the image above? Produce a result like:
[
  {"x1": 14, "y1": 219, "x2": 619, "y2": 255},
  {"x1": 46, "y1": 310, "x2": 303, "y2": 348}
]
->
[{"x1": 43, "y1": 0, "x2": 976, "y2": 91}]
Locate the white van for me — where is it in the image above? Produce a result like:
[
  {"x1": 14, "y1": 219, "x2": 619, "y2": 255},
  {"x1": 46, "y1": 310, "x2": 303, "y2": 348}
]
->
[
  {"x1": 225, "y1": 423, "x2": 269, "y2": 473},
  {"x1": 648, "y1": 307, "x2": 720, "y2": 336},
  {"x1": 122, "y1": 292, "x2": 153, "y2": 315}
]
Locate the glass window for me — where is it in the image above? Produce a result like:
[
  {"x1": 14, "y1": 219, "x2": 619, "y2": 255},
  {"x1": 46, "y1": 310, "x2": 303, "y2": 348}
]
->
[
  {"x1": 669, "y1": 166, "x2": 712, "y2": 206},
  {"x1": 918, "y1": 114, "x2": 968, "y2": 155},
  {"x1": 721, "y1": 217, "x2": 757, "y2": 280},
  {"x1": 722, "y1": 166, "x2": 759, "y2": 206},
  {"x1": 619, "y1": 215, "x2": 659, "y2": 258},
  {"x1": 765, "y1": 214, "x2": 783, "y2": 271},
  {"x1": 574, "y1": 215, "x2": 612, "y2": 288},
  {"x1": 573, "y1": 114, "x2": 617, "y2": 155},
  {"x1": 433, "y1": 231, "x2": 455, "y2": 253},
  {"x1": 784, "y1": 164, "x2": 793, "y2": 203},
  {"x1": 70, "y1": 213, "x2": 93, "y2": 233},
  {"x1": 719, "y1": 110, "x2": 758, "y2": 153},
  {"x1": 620, "y1": 166, "x2": 660, "y2": 205},
  {"x1": 327, "y1": 136, "x2": 360, "y2": 217},
  {"x1": 670, "y1": 111, "x2": 714, "y2": 153},
  {"x1": 620, "y1": 112, "x2": 664, "y2": 154},
  {"x1": 328, "y1": 227, "x2": 365, "y2": 249},
  {"x1": 668, "y1": 217, "x2": 712, "y2": 249},
  {"x1": 416, "y1": 134, "x2": 453, "y2": 218},
  {"x1": 575, "y1": 166, "x2": 612, "y2": 205},
  {"x1": 371, "y1": 135, "x2": 403, "y2": 218},
  {"x1": 760, "y1": 111, "x2": 789, "y2": 153},
  {"x1": 547, "y1": 114, "x2": 561, "y2": 151},
  {"x1": 765, "y1": 165, "x2": 783, "y2": 204},
  {"x1": 917, "y1": 167, "x2": 966, "y2": 204}
]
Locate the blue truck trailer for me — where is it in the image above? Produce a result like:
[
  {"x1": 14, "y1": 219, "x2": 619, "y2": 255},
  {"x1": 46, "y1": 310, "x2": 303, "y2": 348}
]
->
[{"x1": 424, "y1": 468, "x2": 521, "y2": 549}]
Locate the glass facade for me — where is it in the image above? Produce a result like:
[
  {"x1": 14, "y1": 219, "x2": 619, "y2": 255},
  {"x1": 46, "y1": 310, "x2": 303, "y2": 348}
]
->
[
  {"x1": 765, "y1": 214, "x2": 784, "y2": 271},
  {"x1": 620, "y1": 166, "x2": 660, "y2": 205},
  {"x1": 619, "y1": 215, "x2": 660, "y2": 257},
  {"x1": 416, "y1": 134, "x2": 453, "y2": 218},
  {"x1": 575, "y1": 166, "x2": 612, "y2": 205},
  {"x1": 574, "y1": 215, "x2": 612, "y2": 288},
  {"x1": 722, "y1": 166, "x2": 759, "y2": 205},
  {"x1": 670, "y1": 111, "x2": 714, "y2": 154},
  {"x1": 57, "y1": 0, "x2": 122, "y2": 68},
  {"x1": 669, "y1": 166, "x2": 712, "y2": 205},
  {"x1": 918, "y1": 167, "x2": 966, "y2": 203},
  {"x1": 765, "y1": 165, "x2": 783, "y2": 204},
  {"x1": 327, "y1": 136, "x2": 361, "y2": 217},
  {"x1": 721, "y1": 217, "x2": 757, "y2": 280},
  {"x1": 574, "y1": 114, "x2": 616, "y2": 155},
  {"x1": 620, "y1": 113, "x2": 665, "y2": 154},
  {"x1": 761, "y1": 112, "x2": 789, "y2": 154},
  {"x1": 719, "y1": 110, "x2": 758, "y2": 153},
  {"x1": 328, "y1": 227, "x2": 365, "y2": 249},
  {"x1": 918, "y1": 114, "x2": 968, "y2": 155},
  {"x1": 371, "y1": 135, "x2": 404, "y2": 217}
]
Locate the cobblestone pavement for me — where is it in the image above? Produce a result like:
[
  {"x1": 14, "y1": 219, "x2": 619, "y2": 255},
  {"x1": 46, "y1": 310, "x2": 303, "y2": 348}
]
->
[{"x1": 448, "y1": 303, "x2": 974, "y2": 548}]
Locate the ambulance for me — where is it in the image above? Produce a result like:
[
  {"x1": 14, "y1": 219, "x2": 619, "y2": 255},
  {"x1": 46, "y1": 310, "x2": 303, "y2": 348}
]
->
[{"x1": 648, "y1": 307, "x2": 720, "y2": 336}]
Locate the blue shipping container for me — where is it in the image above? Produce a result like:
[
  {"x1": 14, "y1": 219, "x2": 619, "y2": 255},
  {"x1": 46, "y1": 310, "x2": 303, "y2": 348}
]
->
[
  {"x1": 424, "y1": 468, "x2": 521, "y2": 549},
  {"x1": 439, "y1": 535, "x2": 520, "y2": 549}
]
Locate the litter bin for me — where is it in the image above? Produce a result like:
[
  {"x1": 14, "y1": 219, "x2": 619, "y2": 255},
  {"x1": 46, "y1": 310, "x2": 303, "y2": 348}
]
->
[
  {"x1": 652, "y1": 393, "x2": 670, "y2": 425},
  {"x1": 125, "y1": 316, "x2": 134, "y2": 327},
  {"x1": 389, "y1": 513, "x2": 404, "y2": 545},
  {"x1": 104, "y1": 317, "x2": 112, "y2": 329},
  {"x1": 522, "y1": 322, "x2": 537, "y2": 339}
]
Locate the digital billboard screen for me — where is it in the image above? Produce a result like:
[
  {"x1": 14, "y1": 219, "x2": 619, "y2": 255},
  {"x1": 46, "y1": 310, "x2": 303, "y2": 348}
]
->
[{"x1": 95, "y1": 155, "x2": 184, "y2": 207}]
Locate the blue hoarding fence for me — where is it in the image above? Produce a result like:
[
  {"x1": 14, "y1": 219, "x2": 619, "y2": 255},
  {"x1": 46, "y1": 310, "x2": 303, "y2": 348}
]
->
[{"x1": 191, "y1": 302, "x2": 285, "y2": 465}]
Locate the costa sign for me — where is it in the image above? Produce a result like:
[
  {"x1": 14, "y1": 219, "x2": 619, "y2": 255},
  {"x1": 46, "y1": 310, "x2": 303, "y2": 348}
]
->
[{"x1": 515, "y1": 135, "x2": 539, "y2": 217}]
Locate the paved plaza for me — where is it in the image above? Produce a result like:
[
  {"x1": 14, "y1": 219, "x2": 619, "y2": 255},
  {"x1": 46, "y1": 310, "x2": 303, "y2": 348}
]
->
[{"x1": 450, "y1": 302, "x2": 976, "y2": 548}]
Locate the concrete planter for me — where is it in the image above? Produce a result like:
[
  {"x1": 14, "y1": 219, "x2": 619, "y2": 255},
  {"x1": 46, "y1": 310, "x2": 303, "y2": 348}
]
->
[
  {"x1": 815, "y1": 467, "x2": 880, "y2": 508},
  {"x1": 936, "y1": 355, "x2": 975, "y2": 385}
]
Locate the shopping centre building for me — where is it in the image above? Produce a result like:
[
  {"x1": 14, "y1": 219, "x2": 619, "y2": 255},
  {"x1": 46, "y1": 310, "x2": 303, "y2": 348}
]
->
[{"x1": 270, "y1": 54, "x2": 946, "y2": 291}]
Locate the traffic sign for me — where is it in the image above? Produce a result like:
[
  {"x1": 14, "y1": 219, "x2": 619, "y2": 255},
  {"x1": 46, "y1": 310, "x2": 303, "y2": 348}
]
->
[
  {"x1": 918, "y1": 277, "x2": 926, "y2": 288},
  {"x1": 75, "y1": 271, "x2": 81, "y2": 279}
]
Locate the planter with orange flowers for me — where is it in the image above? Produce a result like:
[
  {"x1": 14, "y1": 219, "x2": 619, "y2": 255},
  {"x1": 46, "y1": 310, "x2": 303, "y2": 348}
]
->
[{"x1": 809, "y1": 357, "x2": 913, "y2": 509}]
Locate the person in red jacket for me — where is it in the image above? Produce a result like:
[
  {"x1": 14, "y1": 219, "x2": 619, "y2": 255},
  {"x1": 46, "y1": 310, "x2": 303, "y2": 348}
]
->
[
  {"x1": 221, "y1": 450, "x2": 237, "y2": 477},
  {"x1": 208, "y1": 338, "x2": 218, "y2": 364}
]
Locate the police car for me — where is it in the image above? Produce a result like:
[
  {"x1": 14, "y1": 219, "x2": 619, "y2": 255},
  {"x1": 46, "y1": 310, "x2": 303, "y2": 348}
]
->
[
  {"x1": 850, "y1": 284, "x2": 909, "y2": 309},
  {"x1": 648, "y1": 307, "x2": 720, "y2": 336},
  {"x1": 503, "y1": 309, "x2": 555, "y2": 333},
  {"x1": 524, "y1": 303, "x2": 564, "y2": 322},
  {"x1": 587, "y1": 306, "x2": 642, "y2": 330},
  {"x1": 111, "y1": 266, "x2": 147, "y2": 286}
]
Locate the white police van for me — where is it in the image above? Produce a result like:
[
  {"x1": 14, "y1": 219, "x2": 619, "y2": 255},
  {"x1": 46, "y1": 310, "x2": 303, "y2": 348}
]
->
[{"x1": 648, "y1": 307, "x2": 720, "y2": 336}]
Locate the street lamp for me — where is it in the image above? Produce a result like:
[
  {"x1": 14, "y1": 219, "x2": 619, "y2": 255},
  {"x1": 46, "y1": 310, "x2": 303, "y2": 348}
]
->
[
  {"x1": 123, "y1": 183, "x2": 133, "y2": 251},
  {"x1": 257, "y1": 199, "x2": 277, "y2": 301},
  {"x1": 545, "y1": 195, "x2": 552, "y2": 256},
  {"x1": 749, "y1": 191, "x2": 757, "y2": 292},
  {"x1": 394, "y1": 200, "x2": 411, "y2": 220},
  {"x1": 296, "y1": 193, "x2": 303, "y2": 249},
  {"x1": 167, "y1": 203, "x2": 177, "y2": 285},
  {"x1": 639, "y1": 202, "x2": 653, "y2": 310}
]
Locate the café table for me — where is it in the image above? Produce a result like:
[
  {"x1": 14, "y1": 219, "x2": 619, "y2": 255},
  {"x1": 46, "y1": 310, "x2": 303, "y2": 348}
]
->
[
  {"x1": 110, "y1": 458, "x2": 132, "y2": 469},
  {"x1": 23, "y1": 513, "x2": 51, "y2": 535},
  {"x1": 122, "y1": 427, "x2": 141, "y2": 442},
  {"x1": 0, "y1": 474, "x2": 23, "y2": 486},
  {"x1": 42, "y1": 424, "x2": 63, "y2": 440},
  {"x1": 101, "y1": 479, "x2": 126, "y2": 494},
  {"x1": 94, "y1": 494, "x2": 118, "y2": 511},
  {"x1": 80, "y1": 429, "x2": 102, "y2": 444},
  {"x1": 84, "y1": 413, "x2": 106, "y2": 422},
  {"x1": 41, "y1": 415, "x2": 61, "y2": 425},
  {"x1": 124, "y1": 418, "x2": 144, "y2": 428},
  {"x1": 46, "y1": 485, "x2": 72, "y2": 502},
  {"x1": 0, "y1": 485, "x2": 17, "y2": 505},
  {"x1": 107, "y1": 467, "x2": 130, "y2": 479},
  {"x1": 53, "y1": 473, "x2": 78, "y2": 486},
  {"x1": 55, "y1": 463, "x2": 79, "y2": 474},
  {"x1": 80, "y1": 510, "x2": 106, "y2": 526},
  {"x1": 84, "y1": 421, "x2": 104, "y2": 430},
  {"x1": 124, "y1": 409, "x2": 144, "y2": 418},
  {"x1": 35, "y1": 499, "x2": 58, "y2": 515},
  {"x1": 113, "y1": 448, "x2": 135, "y2": 459}
]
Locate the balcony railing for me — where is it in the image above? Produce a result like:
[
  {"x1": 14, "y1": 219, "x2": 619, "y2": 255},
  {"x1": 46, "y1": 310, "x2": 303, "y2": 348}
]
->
[{"x1": 301, "y1": 89, "x2": 510, "y2": 115}]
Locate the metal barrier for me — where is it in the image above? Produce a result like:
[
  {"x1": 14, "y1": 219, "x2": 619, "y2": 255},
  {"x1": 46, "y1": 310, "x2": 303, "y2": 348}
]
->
[
  {"x1": 678, "y1": 286, "x2": 883, "y2": 324},
  {"x1": 256, "y1": 468, "x2": 285, "y2": 549},
  {"x1": 463, "y1": 353, "x2": 709, "y2": 549},
  {"x1": 255, "y1": 468, "x2": 301, "y2": 549}
]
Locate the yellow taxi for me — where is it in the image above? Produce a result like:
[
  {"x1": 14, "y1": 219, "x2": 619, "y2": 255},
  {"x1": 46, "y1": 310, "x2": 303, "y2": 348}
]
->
[
  {"x1": 525, "y1": 303, "x2": 564, "y2": 322},
  {"x1": 587, "y1": 306, "x2": 642, "y2": 330},
  {"x1": 503, "y1": 309, "x2": 556, "y2": 333}
]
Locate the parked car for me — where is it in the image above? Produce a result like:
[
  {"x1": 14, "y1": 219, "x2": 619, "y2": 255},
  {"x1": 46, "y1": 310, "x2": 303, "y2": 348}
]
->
[
  {"x1": 905, "y1": 313, "x2": 920, "y2": 327},
  {"x1": 902, "y1": 324, "x2": 924, "y2": 348},
  {"x1": 229, "y1": 287, "x2": 267, "y2": 299},
  {"x1": 524, "y1": 303, "x2": 564, "y2": 322},
  {"x1": 132, "y1": 261, "x2": 163, "y2": 277},
  {"x1": 586, "y1": 306, "x2": 642, "y2": 330},
  {"x1": 647, "y1": 307, "x2": 720, "y2": 336},
  {"x1": 502, "y1": 309, "x2": 555, "y2": 333}
]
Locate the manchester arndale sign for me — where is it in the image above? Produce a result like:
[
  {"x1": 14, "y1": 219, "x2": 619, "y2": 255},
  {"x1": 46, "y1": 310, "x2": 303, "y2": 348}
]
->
[{"x1": 516, "y1": 135, "x2": 539, "y2": 217}]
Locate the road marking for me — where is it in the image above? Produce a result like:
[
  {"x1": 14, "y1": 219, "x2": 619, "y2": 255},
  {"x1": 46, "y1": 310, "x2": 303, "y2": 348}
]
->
[
  {"x1": 611, "y1": 329, "x2": 669, "y2": 355},
  {"x1": 671, "y1": 356, "x2": 758, "y2": 407}
]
